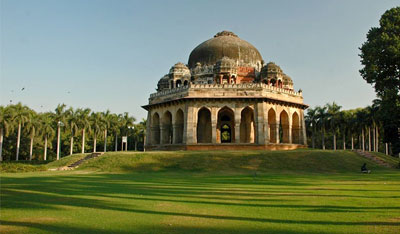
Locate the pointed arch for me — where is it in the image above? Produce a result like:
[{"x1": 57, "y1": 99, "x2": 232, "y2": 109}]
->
[
  {"x1": 292, "y1": 111, "x2": 301, "y2": 144},
  {"x1": 197, "y1": 107, "x2": 212, "y2": 143},
  {"x1": 176, "y1": 80, "x2": 182, "y2": 87},
  {"x1": 280, "y1": 110, "x2": 290, "y2": 143},
  {"x1": 175, "y1": 109, "x2": 184, "y2": 144},
  {"x1": 162, "y1": 111, "x2": 173, "y2": 144},
  {"x1": 152, "y1": 113, "x2": 160, "y2": 145},
  {"x1": 217, "y1": 107, "x2": 235, "y2": 143},
  {"x1": 268, "y1": 108, "x2": 277, "y2": 143},
  {"x1": 240, "y1": 106, "x2": 255, "y2": 143}
]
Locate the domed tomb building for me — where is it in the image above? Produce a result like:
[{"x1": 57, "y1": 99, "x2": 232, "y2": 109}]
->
[{"x1": 143, "y1": 31, "x2": 307, "y2": 150}]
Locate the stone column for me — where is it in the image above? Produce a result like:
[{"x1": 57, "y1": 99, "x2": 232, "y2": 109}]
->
[
  {"x1": 301, "y1": 111, "x2": 307, "y2": 145},
  {"x1": 288, "y1": 124, "x2": 292, "y2": 144},
  {"x1": 235, "y1": 107, "x2": 241, "y2": 143},
  {"x1": 276, "y1": 117, "x2": 280, "y2": 144},
  {"x1": 172, "y1": 124, "x2": 178, "y2": 144},
  {"x1": 211, "y1": 107, "x2": 217, "y2": 143},
  {"x1": 186, "y1": 106, "x2": 195, "y2": 144},
  {"x1": 263, "y1": 103, "x2": 269, "y2": 144},
  {"x1": 256, "y1": 102, "x2": 264, "y2": 144},
  {"x1": 182, "y1": 106, "x2": 188, "y2": 144},
  {"x1": 160, "y1": 126, "x2": 165, "y2": 145},
  {"x1": 145, "y1": 111, "x2": 151, "y2": 146}
]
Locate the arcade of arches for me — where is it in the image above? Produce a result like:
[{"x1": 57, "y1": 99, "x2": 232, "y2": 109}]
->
[{"x1": 146, "y1": 101, "x2": 306, "y2": 150}]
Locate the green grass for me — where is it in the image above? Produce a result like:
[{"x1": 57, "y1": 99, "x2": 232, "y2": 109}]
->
[{"x1": 1, "y1": 150, "x2": 399, "y2": 234}]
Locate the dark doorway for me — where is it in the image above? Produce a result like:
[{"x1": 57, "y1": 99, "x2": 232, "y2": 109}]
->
[{"x1": 221, "y1": 124, "x2": 231, "y2": 143}]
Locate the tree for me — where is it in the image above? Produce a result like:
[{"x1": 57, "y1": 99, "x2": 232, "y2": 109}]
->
[
  {"x1": 66, "y1": 108, "x2": 79, "y2": 155},
  {"x1": 24, "y1": 111, "x2": 39, "y2": 160},
  {"x1": 90, "y1": 112, "x2": 103, "y2": 153},
  {"x1": 0, "y1": 106, "x2": 14, "y2": 161},
  {"x1": 316, "y1": 106, "x2": 328, "y2": 150},
  {"x1": 53, "y1": 104, "x2": 67, "y2": 160},
  {"x1": 326, "y1": 102, "x2": 342, "y2": 150},
  {"x1": 305, "y1": 107, "x2": 318, "y2": 148},
  {"x1": 39, "y1": 113, "x2": 55, "y2": 160},
  {"x1": 101, "y1": 110, "x2": 112, "y2": 152},
  {"x1": 109, "y1": 114, "x2": 121, "y2": 151},
  {"x1": 11, "y1": 103, "x2": 31, "y2": 160},
  {"x1": 359, "y1": 7, "x2": 400, "y2": 155},
  {"x1": 119, "y1": 112, "x2": 136, "y2": 151},
  {"x1": 76, "y1": 108, "x2": 91, "y2": 154}
]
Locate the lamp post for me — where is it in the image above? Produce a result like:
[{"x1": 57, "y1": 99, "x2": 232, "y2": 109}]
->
[{"x1": 56, "y1": 120, "x2": 64, "y2": 160}]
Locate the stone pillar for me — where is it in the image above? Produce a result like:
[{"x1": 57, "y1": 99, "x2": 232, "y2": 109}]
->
[
  {"x1": 186, "y1": 106, "x2": 195, "y2": 144},
  {"x1": 211, "y1": 107, "x2": 217, "y2": 143},
  {"x1": 263, "y1": 103, "x2": 269, "y2": 144},
  {"x1": 182, "y1": 106, "x2": 188, "y2": 144},
  {"x1": 276, "y1": 117, "x2": 280, "y2": 144},
  {"x1": 301, "y1": 111, "x2": 307, "y2": 145},
  {"x1": 172, "y1": 124, "x2": 178, "y2": 144},
  {"x1": 288, "y1": 124, "x2": 292, "y2": 144},
  {"x1": 145, "y1": 111, "x2": 151, "y2": 146},
  {"x1": 235, "y1": 107, "x2": 241, "y2": 143},
  {"x1": 160, "y1": 126, "x2": 165, "y2": 145},
  {"x1": 256, "y1": 102, "x2": 264, "y2": 144}
]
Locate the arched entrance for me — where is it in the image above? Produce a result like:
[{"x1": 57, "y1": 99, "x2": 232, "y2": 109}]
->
[
  {"x1": 162, "y1": 111, "x2": 173, "y2": 144},
  {"x1": 176, "y1": 80, "x2": 182, "y2": 87},
  {"x1": 152, "y1": 113, "x2": 160, "y2": 145},
  {"x1": 292, "y1": 112, "x2": 300, "y2": 144},
  {"x1": 280, "y1": 110, "x2": 289, "y2": 143},
  {"x1": 240, "y1": 107, "x2": 255, "y2": 143},
  {"x1": 217, "y1": 107, "x2": 235, "y2": 143},
  {"x1": 197, "y1": 108, "x2": 212, "y2": 143},
  {"x1": 221, "y1": 124, "x2": 232, "y2": 143},
  {"x1": 268, "y1": 108, "x2": 277, "y2": 143},
  {"x1": 175, "y1": 109, "x2": 184, "y2": 144}
]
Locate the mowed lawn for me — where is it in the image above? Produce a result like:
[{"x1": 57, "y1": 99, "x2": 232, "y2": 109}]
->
[{"x1": 1, "y1": 150, "x2": 400, "y2": 234}]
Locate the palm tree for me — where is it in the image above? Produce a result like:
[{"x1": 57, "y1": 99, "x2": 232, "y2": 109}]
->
[
  {"x1": 53, "y1": 104, "x2": 67, "y2": 160},
  {"x1": 101, "y1": 110, "x2": 112, "y2": 152},
  {"x1": 24, "y1": 111, "x2": 39, "y2": 160},
  {"x1": 326, "y1": 102, "x2": 342, "y2": 150},
  {"x1": 66, "y1": 108, "x2": 79, "y2": 155},
  {"x1": 76, "y1": 108, "x2": 91, "y2": 154},
  {"x1": 316, "y1": 106, "x2": 328, "y2": 150},
  {"x1": 0, "y1": 106, "x2": 14, "y2": 161},
  {"x1": 305, "y1": 107, "x2": 318, "y2": 148},
  {"x1": 109, "y1": 114, "x2": 121, "y2": 151},
  {"x1": 356, "y1": 108, "x2": 368, "y2": 151},
  {"x1": 90, "y1": 112, "x2": 103, "y2": 153},
  {"x1": 119, "y1": 112, "x2": 136, "y2": 151},
  {"x1": 39, "y1": 113, "x2": 55, "y2": 160},
  {"x1": 11, "y1": 103, "x2": 31, "y2": 160}
]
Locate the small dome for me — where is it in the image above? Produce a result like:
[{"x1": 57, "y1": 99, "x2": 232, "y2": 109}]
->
[{"x1": 188, "y1": 31, "x2": 263, "y2": 69}]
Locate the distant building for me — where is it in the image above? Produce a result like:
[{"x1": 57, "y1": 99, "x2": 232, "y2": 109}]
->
[{"x1": 142, "y1": 31, "x2": 307, "y2": 150}]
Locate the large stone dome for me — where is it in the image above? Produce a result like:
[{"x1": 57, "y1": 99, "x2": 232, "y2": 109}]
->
[{"x1": 188, "y1": 31, "x2": 263, "y2": 69}]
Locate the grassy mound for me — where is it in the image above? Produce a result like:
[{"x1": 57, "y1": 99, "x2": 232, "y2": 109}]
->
[
  {"x1": 77, "y1": 149, "x2": 396, "y2": 173},
  {"x1": 0, "y1": 161, "x2": 47, "y2": 173},
  {"x1": 45, "y1": 153, "x2": 88, "y2": 169}
]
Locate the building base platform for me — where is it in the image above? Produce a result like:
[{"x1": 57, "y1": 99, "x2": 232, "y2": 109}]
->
[{"x1": 145, "y1": 143, "x2": 307, "y2": 151}]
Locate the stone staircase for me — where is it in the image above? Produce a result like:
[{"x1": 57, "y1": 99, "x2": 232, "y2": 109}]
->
[
  {"x1": 354, "y1": 150, "x2": 392, "y2": 168},
  {"x1": 56, "y1": 152, "x2": 104, "y2": 171}
]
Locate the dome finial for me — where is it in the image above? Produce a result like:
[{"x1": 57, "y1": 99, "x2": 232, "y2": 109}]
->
[{"x1": 214, "y1": 31, "x2": 238, "y2": 38}]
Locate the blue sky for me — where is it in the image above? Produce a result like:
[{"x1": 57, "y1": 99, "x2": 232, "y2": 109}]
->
[{"x1": 1, "y1": 0, "x2": 398, "y2": 121}]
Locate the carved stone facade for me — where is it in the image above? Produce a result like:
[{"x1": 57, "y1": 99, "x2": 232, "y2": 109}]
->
[{"x1": 143, "y1": 31, "x2": 308, "y2": 150}]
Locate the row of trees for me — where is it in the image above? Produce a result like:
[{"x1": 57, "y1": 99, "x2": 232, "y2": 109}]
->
[
  {"x1": 0, "y1": 103, "x2": 146, "y2": 161},
  {"x1": 305, "y1": 101, "x2": 393, "y2": 154}
]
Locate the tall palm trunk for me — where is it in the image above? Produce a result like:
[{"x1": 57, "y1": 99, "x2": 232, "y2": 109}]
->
[
  {"x1": 93, "y1": 133, "x2": 97, "y2": 153},
  {"x1": 29, "y1": 135, "x2": 34, "y2": 160},
  {"x1": 372, "y1": 124, "x2": 376, "y2": 152},
  {"x1": 311, "y1": 126, "x2": 315, "y2": 148},
  {"x1": 104, "y1": 129, "x2": 107, "y2": 152},
  {"x1": 135, "y1": 141, "x2": 138, "y2": 151},
  {"x1": 56, "y1": 125, "x2": 61, "y2": 160},
  {"x1": 351, "y1": 135, "x2": 354, "y2": 150},
  {"x1": 322, "y1": 128, "x2": 325, "y2": 150},
  {"x1": 121, "y1": 137, "x2": 124, "y2": 151},
  {"x1": 16, "y1": 122, "x2": 21, "y2": 161},
  {"x1": 115, "y1": 134, "x2": 118, "y2": 151},
  {"x1": 343, "y1": 132, "x2": 346, "y2": 150},
  {"x1": 376, "y1": 125, "x2": 378, "y2": 151},
  {"x1": 333, "y1": 132, "x2": 336, "y2": 150},
  {"x1": 70, "y1": 136, "x2": 74, "y2": 155},
  {"x1": 44, "y1": 135, "x2": 48, "y2": 160},
  {"x1": 368, "y1": 126, "x2": 371, "y2": 152},
  {"x1": 362, "y1": 128, "x2": 365, "y2": 151},
  {"x1": 0, "y1": 128, "x2": 3, "y2": 161},
  {"x1": 81, "y1": 129, "x2": 85, "y2": 154}
]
